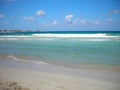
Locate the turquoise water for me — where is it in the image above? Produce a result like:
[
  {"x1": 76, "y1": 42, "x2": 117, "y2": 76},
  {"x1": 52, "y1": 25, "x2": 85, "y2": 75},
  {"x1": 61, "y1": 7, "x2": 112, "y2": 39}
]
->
[{"x1": 0, "y1": 31, "x2": 120, "y2": 67}]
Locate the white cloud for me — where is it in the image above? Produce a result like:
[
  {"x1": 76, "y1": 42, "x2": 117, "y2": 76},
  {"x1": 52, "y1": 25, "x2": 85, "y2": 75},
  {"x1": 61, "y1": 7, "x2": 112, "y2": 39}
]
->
[
  {"x1": 94, "y1": 21, "x2": 99, "y2": 25},
  {"x1": 79, "y1": 19, "x2": 90, "y2": 24},
  {"x1": 73, "y1": 18, "x2": 101, "y2": 25},
  {"x1": 80, "y1": 19, "x2": 86, "y2": 23},
  {"x1": 52, "y1": 20, "x2": 57, "y2": 25},
  {"x1": 112, "y1": 10, "x2": 120, "y2": 14},
  {"x1": 65, "y1": 14, "x2": 74, "y2": 23},
  {"x1": 23, "y1": 16, "x2": 34, "y2": 20},
  {"x1": 73, "y1": 18, "x2": 80, "y2": 24},
  {"x1": 0, "y1": 14, "x2": 5, "y2": 18},
  {"x1": 108, "y1": 10, "x2": 120, "y2": 16},
  {"x1": 37, "y1": 10, "x2": 46, "y2": 17},
  {"x1": 73, "y1": 18, "x2": 90, "y2": 25}
]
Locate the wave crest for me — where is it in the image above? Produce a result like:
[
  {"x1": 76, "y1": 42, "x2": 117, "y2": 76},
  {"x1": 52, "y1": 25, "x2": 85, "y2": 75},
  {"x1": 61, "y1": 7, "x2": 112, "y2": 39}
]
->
[
  {"x1": 0, "y1": 33, "x2": 119, "y2": 40},
  {"x1": 32, "y1": 33, "x2": 109, "y2": 38}
]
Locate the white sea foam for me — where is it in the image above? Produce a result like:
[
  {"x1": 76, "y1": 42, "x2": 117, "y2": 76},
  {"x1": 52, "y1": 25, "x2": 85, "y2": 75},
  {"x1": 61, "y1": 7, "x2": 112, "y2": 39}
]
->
[
  {"x1": 6, "y1": 55, "x2": 20, "y2": 60},
  {"x1": 0, "y1": 35, "x2": 30, "y2": 38},
  {"x1": 34, "y1": 61, "x2": 48, "y2": 65},
  {"x1": 32, "y1": 33, "x2": 107, "y2": 37},
  {"x1": 31, "y1": 33, "x2": 120, "y2": 39},
  {"x1": 0, "y1": 33, "x2": 119, "y2": 40},
  {"x1": 1, "y1": 55, "x2": 48, "y2": 65},
  {"x1": 72, "y1": 39, "x2": 111, "y2": 41}
]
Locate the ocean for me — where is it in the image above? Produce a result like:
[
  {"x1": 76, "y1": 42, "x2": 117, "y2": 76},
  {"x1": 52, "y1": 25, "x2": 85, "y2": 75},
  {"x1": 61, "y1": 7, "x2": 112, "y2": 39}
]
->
[{"x1": 0, "y1": 31, "x2": 120, "y2": 68}]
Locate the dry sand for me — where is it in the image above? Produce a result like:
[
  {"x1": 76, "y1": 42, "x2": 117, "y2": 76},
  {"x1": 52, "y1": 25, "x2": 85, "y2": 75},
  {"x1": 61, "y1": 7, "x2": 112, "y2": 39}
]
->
[{"x1": 0, "y1": 65, "x2": 120, "y2": 90}]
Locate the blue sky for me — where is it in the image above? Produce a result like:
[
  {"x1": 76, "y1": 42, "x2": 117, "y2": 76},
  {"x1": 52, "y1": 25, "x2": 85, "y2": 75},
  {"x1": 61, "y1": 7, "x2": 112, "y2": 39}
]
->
[{"x1": 0, "y1": 0, "x2": 120, "y2": 31}]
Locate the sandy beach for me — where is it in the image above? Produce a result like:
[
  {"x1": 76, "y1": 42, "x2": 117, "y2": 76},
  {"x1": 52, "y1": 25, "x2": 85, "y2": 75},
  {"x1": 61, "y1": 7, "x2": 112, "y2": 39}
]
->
[{"x1": 0, "y1": 59, "x2": 120, "y2": 90}]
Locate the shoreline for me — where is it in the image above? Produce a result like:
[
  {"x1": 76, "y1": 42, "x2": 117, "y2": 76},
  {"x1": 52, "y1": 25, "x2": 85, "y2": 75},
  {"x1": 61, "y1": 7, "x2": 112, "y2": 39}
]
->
[
  {"x1": 1, "y1": 59, "x2": 120, "y2": 81},
  {"x1": 0, "y1": 59, "x2": 120, "y2": 90},
  {"x1": 0, "y1": 56, "x2": 120, "y2": 72}
]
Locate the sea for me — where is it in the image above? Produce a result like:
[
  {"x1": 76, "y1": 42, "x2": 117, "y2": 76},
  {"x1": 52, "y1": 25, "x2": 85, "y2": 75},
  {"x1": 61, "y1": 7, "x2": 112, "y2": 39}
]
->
[{"x1": 0, "y1": 31, "x2": 120, "y2": 69}]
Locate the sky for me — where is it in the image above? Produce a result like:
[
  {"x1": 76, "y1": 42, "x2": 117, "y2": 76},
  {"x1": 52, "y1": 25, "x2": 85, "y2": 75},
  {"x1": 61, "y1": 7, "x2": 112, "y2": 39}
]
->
[{"x1": 0, "y1": 0, "x2": 120, "y2": 31}]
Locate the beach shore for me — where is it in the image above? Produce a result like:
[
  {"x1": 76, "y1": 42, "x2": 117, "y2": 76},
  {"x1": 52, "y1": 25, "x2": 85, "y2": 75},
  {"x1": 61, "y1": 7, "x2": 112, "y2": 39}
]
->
[{"x1": 0, "y1": 59, "x2": 120, "y2": 90}]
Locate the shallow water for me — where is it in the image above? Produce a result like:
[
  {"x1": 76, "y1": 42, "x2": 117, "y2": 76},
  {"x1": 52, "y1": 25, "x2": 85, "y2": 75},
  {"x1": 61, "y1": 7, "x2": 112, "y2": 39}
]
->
[{"x1": 0, "y1": 31, "x2": 120, "y2": 67}]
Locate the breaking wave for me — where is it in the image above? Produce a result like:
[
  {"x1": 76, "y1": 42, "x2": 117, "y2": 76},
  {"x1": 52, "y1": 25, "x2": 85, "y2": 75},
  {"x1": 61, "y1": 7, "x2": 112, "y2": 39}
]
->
[
  {"x1": 0, "y1": 33, "x2": 119, "y2": 41},
  {"x1": 32, "y1": 33, "x2": 111, "y2": 38}
]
